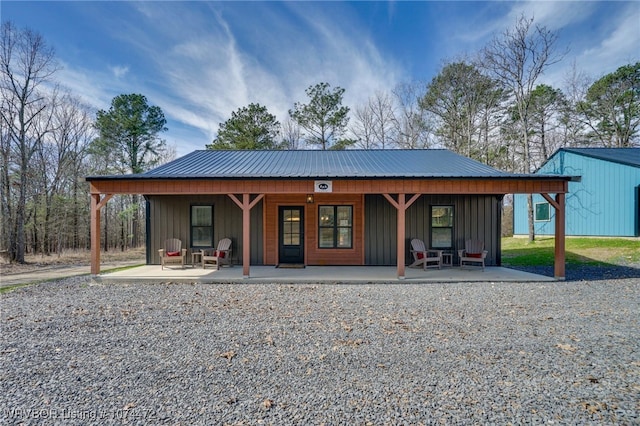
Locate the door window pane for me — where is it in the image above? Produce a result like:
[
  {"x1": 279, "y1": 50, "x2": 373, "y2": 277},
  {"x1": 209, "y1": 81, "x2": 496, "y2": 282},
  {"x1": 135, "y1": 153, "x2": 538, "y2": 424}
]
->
[{"x1": 283, "y1": 209, "x2": 301, "y2": 246}]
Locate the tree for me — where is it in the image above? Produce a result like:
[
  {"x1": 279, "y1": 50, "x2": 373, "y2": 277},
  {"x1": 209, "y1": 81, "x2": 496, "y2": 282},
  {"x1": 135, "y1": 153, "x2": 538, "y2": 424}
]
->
[
  {"x1": 0, "y1": 21, "x2": 58, "y2": 263},
  {"x1": 351, "y1": 102, "x2": 376, "y2": 149},
  {"x1": 94, "y1": 93, "x2": 167, "y2": 248},
  {"x1": 36, "y1": 92, "x2": 93, "y2": 254},
  {"x1": 393, "y1": 82, "x2": 434, "y2": 149},
  {"x1": 482, "y1": 15, "x2": 564, "y2": 241},
  {"x1": 527, "y1": 84, "x2": 567, "y2": 167},
  {"x1": 578, "y1": 62, "x2": 640, "y2": 147},
  {"x1": 279, "y1": 117, "x2": 303, "y2": 150},
  {"x1": 206, "y1": 103, "x2": 281, "y2": 150},
  {"x1": 94, "y1": 93, "x2": 167, "y2": 174},
  {"x1": 351, "y1": 91, "x2": 398, "y2": 149},
  {"x1": 559, "y1": 61, "x2": 591, "y2": 147},
  {"x1": 289, "y1": 82, "x2": 350, "y2": 150},
  {"x1": 420, "y1": 61, "x2": 504, "y2": 160}
]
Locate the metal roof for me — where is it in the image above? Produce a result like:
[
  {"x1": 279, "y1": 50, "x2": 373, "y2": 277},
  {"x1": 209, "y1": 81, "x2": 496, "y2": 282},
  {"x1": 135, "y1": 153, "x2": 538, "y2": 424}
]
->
[
  {"x1": 560, "y1": 147, "x2": 640, "y2": 168},
  {"x1": 86, "y1": 149, "x2": 578, "y2": 181},
  {"x1": 141, "y1": 149, "x2": 511, "y2": 179}
]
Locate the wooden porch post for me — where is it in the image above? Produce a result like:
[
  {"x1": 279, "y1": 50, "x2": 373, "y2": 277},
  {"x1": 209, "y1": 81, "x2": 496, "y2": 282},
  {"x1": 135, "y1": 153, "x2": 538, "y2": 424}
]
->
[
  {"x1": 228, "y1": 194, "x2": 264, "y2": 278},
  {"x1": 554, "y1": 193, "x2": 566, "y2": 280},
  {"x1": 541, "y1": 192, "x2": 566, "y2": 280},
  {"x1": 90, "y1": 194, "x2": 101, "y2": 275},
  {"x1": 383, "y1": 193, "x2": 421, "y2": 279},
  {"x1": 90, "y1": 193, "x2": 114, "y2": 275}
]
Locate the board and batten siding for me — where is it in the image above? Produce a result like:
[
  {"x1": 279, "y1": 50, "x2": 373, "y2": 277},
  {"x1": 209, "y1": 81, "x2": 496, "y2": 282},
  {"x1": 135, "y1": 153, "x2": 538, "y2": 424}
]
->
[
  {"x1": 263, "y1": 193, "x2": 365, "y2": 266},
  {"x1": 146, "y1": 195, "x2": 263, "y2": 265},
  {"x1": 365, "y1": 194, "x2": 502, "y2": 266},
  {"x1": 514, "y1": 151, "x2": 640, "y2": 237}
]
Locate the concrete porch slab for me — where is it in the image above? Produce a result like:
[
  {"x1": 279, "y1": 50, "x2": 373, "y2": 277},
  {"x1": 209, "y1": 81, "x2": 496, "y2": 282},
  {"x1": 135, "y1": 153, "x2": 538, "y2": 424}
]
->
[{"x1": 96, "y1": 264, "x2": 556, "y2": 284}]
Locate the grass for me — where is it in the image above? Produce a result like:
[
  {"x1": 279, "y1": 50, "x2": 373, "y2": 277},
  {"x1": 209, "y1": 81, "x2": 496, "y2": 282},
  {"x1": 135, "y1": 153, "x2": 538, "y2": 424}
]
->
[
  {"x1": 501, "y1": 237, "x2": 640, "y2": 267},
  {"x1": 0, "y1": 283, "x2": 32, "y2": 294}
]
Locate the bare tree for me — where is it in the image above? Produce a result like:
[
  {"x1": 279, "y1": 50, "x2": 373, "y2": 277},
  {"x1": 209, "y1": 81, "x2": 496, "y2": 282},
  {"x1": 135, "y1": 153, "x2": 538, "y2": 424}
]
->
[
  {"x1": 482, "y1": 15, "x2": 564, "y2": 241},
  {"x1": 393, "y1": 82, "x2": 433, "y2": 149},
  {"x1": 279, "y1": 116, "x2": 303, "y2": 150},
  {"x1": 369, "y1": 91, "x2": 398, "y2": 149},
  {"x1": 0, "y1": 21, "x2": 58, "y2": 262},
  {"x1": 560, "y1": 61, "x2": 591, "y2": 147},
  {"x1": 40, "y1": 92, "x2": 93, "y2": 254},
  {"x1": 350, "y1": 102, "x2": 377, "y2": 149}
]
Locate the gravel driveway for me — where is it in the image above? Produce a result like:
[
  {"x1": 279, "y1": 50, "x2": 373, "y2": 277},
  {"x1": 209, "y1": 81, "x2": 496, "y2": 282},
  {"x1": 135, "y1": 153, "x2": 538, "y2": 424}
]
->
[{"x1": 1, "y1": 277, "x2": 638, "y2": 425}]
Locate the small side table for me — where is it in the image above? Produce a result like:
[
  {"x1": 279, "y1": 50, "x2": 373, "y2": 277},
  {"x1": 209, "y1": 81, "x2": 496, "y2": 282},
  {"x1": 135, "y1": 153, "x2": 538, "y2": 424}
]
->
[
  {"x1": 191, "y1": 250, "x2": 202, "y2": 268},
  {"x1": 441, "y1": 252, "x2": 453, "y2": 267}
]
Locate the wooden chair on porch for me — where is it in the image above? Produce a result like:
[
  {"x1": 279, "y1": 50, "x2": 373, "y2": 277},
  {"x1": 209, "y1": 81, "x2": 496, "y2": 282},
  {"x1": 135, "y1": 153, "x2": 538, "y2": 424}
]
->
[
  {"x1": 158, "y1": 238, "x2": 187, "y2": 270},
  {"x1": 458, "y1": 239, "x2": 488, "y2": 271},
  {"x1": 409, "y1": 239, "x2": 442, "y2": 270},
  {"x1": 202, "y1": 238, "x2": 232, "y2": 270}
]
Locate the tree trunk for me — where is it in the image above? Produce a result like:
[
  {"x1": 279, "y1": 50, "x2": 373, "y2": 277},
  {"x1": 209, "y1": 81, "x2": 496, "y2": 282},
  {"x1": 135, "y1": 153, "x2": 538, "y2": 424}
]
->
[
  {"x1": 526, "y1": 194, "x2": 535, "y2": 242},
  {"x1": 131, "y1": 194, "x2": 139, "y2": 248}
]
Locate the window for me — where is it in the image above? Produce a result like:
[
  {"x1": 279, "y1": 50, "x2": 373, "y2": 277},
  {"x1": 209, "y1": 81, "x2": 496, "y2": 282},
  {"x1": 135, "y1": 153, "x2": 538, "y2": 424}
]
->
[
  {"x1": 191, "y1": 205, "x2": 213, "y2": 248},
  {"x1": 535, "y1": 202, "x2": 551, "y2": 222},
  {"x1": 318, "y1": 205, "x2": 352, "y2": 248},
  {"x1": 431, "y1": 206, "x2": 454, "y2": 249}
]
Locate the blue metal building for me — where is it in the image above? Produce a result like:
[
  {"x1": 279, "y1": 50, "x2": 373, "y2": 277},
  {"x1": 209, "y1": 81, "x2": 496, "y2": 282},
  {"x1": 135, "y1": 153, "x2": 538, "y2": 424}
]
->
[{"x1": 514, "y1": 148, "x2": 640, "y2": 237}]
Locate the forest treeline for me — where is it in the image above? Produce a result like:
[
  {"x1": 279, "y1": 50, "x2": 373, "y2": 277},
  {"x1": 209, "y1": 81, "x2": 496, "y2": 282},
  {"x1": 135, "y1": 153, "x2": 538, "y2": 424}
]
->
[{"x1": 1, "y1": 17, "x2": 638, "y2": 262}]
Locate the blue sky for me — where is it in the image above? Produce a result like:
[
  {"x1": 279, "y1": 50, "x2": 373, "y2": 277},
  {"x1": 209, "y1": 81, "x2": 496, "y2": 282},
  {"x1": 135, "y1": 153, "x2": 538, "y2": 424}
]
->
[{"x1": 4, "y1": 1, "x2": 639, "y2": 156}]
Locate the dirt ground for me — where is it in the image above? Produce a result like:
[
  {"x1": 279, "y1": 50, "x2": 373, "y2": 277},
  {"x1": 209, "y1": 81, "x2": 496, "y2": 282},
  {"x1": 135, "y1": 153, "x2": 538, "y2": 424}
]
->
[{"x1": 0, "y1": 248, "x2": 146, "y2": 275}]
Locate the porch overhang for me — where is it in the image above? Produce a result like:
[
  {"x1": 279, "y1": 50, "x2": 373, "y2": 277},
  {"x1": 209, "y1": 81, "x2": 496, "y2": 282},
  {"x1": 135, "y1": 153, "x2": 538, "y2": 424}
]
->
[{"x1": 87, "y1": 176, "x2": 572, "y2": 280}]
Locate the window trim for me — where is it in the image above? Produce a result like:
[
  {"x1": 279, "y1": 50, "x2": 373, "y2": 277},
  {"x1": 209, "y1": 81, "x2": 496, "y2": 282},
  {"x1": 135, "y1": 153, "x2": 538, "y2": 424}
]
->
[
  {"x1": 534, "y1": 202, "x2": 551, "y2": 222},
  {"x1": 190, "y1": 204, "x2": 214, "y2": 248},
  {"x1": 318, "y1": 205, "x2": 353, "y2": 249},
  {"x1": 430, "y1": 205, "x2": 454, "y2": 249}
]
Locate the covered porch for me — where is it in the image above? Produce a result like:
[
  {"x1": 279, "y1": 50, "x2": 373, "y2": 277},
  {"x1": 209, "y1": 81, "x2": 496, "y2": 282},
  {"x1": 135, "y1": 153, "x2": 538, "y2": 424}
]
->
[{"x1": 87, "y1": 150, "x2": 575, "y2": 280}]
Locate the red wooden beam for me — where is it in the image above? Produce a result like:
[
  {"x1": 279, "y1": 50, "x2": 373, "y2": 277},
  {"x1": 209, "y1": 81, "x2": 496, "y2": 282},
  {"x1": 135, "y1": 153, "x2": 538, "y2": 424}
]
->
[
  {"x1": 554, "y1": 193, "x2": 566, "y2": 280},
  {"x1": 228, "y1": 193, "x2": 264, "y2": 278},
  {"x1": 383, "y1": 193, "x2": 420, "y2": 279}
]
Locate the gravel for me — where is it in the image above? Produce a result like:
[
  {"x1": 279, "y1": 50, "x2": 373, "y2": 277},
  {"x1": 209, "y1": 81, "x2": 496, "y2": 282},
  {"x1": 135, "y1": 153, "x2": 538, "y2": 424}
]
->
[{"x1": 1, "y1": 276, "x2": 638, "y2": 425}]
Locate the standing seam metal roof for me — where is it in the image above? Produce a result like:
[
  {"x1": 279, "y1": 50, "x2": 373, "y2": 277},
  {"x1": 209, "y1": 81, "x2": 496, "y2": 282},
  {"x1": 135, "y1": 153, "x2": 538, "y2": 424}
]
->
[
  {"x1": 560, "y1": 148, "x2": 640, "y2": 168},
  {"x1": 140, "y1": 149, "x2": 512, "y2": 179}
]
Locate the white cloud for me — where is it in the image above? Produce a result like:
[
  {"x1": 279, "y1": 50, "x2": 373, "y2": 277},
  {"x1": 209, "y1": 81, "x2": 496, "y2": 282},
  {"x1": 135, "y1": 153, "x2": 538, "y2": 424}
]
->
[
  {"x1": 577, "y1": 6, "x2": 639, "y2": 76},
  {"x1": 109, "y1": 65, "x2": 129, "y2": 79},
  {"x1": 110, "y1": 2, "x2": 404, "y2": 154}
]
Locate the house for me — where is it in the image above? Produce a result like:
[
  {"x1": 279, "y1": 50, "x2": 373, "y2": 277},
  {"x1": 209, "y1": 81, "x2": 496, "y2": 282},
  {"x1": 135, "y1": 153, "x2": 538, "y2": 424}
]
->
[
  {"x1": 87, "y1": 149, "x2": 575, "y2": 279},
  {"x1": 514, "y1": 147, "x2": 640, "y2": 237}
]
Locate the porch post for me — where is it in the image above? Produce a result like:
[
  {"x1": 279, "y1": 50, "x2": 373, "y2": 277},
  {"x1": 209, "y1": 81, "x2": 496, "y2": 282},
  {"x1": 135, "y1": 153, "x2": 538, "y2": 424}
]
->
[
  {"x1": 541, "y1": 192, "x2": 566, "y2": 280},
  {"x1": 90, "y1": 194, "x2": 101, "y2": 275},
  {"x1": 554, "y1": 193, "x2": 566, "y2": 280},
  {"x1": 228, "y1": 193, "x2": 265, "y2": 279},
  {"x1": 397, "y1": 194, "x2": 406, "y2": 279},
  {"x1": 383, "y1": 193, "x2": 421, "y2": 279},
  {"x1": 242, "y1": 194, "x2": 251, "y2": 278}
]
